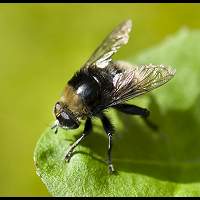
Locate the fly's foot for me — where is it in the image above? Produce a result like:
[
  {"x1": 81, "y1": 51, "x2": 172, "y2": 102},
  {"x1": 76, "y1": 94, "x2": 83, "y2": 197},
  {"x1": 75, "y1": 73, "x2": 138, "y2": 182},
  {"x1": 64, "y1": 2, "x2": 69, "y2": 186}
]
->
[{"x1": 108, "y1": 164, "x2": 115, "y2": 174}]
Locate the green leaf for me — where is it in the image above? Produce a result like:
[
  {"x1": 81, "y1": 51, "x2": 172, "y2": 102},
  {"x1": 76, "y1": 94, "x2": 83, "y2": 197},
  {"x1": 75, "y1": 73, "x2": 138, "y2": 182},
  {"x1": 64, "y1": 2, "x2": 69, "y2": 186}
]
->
[{"x1": 34, "y1": 28, "x2": 200, "y2": 197}]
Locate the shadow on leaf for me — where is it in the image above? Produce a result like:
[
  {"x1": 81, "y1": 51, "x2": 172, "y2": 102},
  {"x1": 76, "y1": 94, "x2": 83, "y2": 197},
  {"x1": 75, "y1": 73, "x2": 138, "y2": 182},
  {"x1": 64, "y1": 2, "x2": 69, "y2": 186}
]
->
[{"x1": 78, "y1": 94, "x2": 200, "y2": 183}]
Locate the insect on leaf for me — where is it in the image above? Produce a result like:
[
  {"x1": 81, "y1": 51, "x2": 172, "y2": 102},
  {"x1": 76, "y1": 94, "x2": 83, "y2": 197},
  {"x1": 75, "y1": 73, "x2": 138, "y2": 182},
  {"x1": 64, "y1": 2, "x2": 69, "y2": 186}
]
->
[{"x1": 34, "y1": 29, "x2": 200, "y2": 196}]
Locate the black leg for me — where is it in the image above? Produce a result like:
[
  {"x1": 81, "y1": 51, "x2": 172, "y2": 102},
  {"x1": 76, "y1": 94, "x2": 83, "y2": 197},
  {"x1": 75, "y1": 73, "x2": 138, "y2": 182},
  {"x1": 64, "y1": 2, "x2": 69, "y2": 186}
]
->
[
  {"x1": 51, "y1": 120, "x2": 59, "y2": 134},
  {"x1": 99, "y1": 112, "x2": 115, "y2": 173},
  {"x1": 113, "y1": 103, "x2": 158, "y2": 131},
  {"x1": 65, "y1": 117, "x2": 92, "y2": 162}
]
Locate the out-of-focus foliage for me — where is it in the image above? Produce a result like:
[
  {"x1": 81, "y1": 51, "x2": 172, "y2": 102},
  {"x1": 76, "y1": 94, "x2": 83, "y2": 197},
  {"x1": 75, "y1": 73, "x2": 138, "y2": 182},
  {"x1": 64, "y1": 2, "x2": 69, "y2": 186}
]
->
[{"x1": 1, "y1": 3, "x2": 200, "y2": 196}]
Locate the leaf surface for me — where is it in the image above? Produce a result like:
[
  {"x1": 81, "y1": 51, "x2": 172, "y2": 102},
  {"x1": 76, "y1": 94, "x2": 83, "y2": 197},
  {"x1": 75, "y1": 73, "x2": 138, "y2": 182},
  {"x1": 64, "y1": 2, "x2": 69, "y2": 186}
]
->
[{"x1": 34, "y1": 29, "x2": 200, "y2": 197}]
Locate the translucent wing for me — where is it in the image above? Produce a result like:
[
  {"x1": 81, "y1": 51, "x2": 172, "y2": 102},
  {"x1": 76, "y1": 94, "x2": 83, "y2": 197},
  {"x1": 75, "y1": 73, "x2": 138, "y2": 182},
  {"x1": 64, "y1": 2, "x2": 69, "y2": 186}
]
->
[
  {"x1": 83, "y1": 19, "x2": 132, "y2": 69},
  {"x1": 105, "y1": 61, "x2": 176, "y2": 107}
]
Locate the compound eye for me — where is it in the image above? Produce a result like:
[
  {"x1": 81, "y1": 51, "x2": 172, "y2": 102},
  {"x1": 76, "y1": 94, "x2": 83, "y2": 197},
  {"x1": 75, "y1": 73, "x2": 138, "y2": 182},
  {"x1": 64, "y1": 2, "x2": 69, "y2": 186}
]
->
[
  {"x1": 54, "y1": 102, "x2": 63, "y2": 116},
  {"x1": 55, "y1": 102, "x2": 62, "y2": 111},
  {"x1": 57, "y1": 111, "x2": 79, "y2": 129},
  {"x1": 60, "y1": 111, "x2": 70, "y2": 120}
]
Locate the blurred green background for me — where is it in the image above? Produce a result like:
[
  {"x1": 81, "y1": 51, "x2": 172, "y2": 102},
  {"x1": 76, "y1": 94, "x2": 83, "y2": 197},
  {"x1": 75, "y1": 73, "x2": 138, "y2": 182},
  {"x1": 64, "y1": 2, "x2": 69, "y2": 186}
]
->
[{"x1": 1, "y1": 3, "x2": 200, "y2": 196}]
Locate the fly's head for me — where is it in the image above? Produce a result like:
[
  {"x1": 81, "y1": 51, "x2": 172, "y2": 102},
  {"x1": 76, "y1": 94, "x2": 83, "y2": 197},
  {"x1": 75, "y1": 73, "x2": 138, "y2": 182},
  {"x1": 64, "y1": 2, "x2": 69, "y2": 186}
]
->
[{"x1": 51, "y1": 101, "x2": 80, "y2": 133}]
